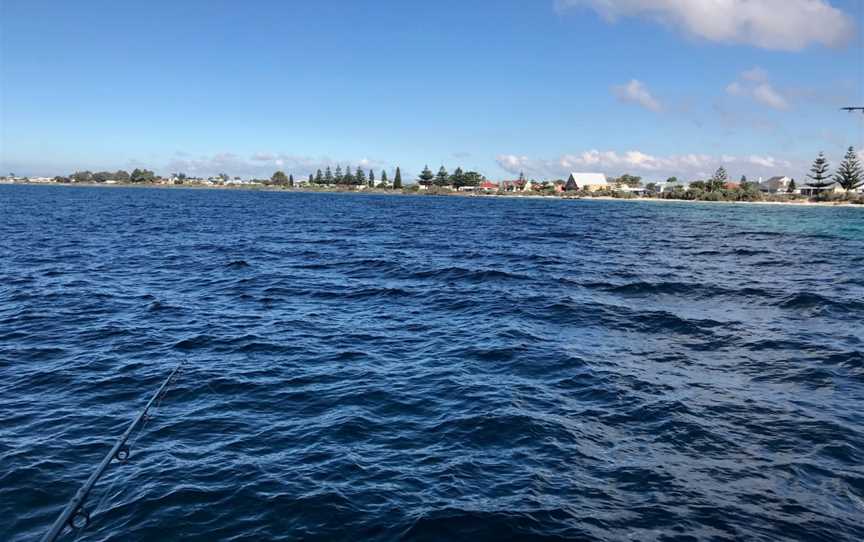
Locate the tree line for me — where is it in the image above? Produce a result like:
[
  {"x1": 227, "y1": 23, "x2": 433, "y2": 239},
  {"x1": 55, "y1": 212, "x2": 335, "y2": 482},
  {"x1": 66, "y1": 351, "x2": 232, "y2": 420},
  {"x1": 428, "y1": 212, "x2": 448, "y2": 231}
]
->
[
  {"x1": 56, "y1": 168, "x2": 157, "y2": 183},
  {"x1": 806, "y1": 147, "x2": 863, "y2": 192},
  {"x1": 270, "y1": 166, "x2": 404, "y2": 189},
  {"x1": 416, "y1": 165, "x2": 487, "y2": 188},
  {"x1": 44, "y1": 146, "x2": 862, "y2": 200}
]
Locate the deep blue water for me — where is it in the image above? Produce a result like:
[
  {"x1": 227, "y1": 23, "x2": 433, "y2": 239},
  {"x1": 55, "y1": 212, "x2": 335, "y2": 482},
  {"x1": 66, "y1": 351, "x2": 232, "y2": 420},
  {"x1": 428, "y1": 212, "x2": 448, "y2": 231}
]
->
[{"x1": 1, "y1": 184, "x2": 863, "y2": 541}]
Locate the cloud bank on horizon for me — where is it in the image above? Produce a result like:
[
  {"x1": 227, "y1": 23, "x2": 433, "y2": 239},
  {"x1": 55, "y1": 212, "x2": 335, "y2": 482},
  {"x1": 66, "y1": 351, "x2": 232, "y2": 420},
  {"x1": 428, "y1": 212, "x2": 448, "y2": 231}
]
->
[
  {"x1": 556, "y1": 0, "x2": 856, "y2": 50},
  {"x1": 496, "y1": 150, "x2": 797, "y2": 181}
]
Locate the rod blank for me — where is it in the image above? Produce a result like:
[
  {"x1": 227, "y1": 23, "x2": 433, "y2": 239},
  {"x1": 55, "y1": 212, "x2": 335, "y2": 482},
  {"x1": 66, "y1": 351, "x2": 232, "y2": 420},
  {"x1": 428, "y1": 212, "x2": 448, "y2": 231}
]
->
[{"x1": 41, "y1": 363, "x2": 182, "y2": 542}]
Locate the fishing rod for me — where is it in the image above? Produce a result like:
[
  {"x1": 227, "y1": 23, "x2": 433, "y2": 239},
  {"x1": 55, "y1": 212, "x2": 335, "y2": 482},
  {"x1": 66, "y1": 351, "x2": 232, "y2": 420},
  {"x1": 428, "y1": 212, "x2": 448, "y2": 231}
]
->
[{"x1": 41, "y1": 362, "x2": 184, "y2": 542}]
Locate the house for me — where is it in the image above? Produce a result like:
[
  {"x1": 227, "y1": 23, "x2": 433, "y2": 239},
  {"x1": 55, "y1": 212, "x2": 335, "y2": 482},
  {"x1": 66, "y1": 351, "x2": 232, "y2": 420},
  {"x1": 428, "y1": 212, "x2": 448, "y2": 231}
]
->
[
  {"x1": 567, "y1": 172, "x2": 608, "y2": 192},
  {"x1": 618, "y1": 185, "x2": 648, "y2": 196},
  {"x1": 658, "y1": 181, "x2": 689, "y2": 193},
  {"x1": 799, "y1": 181, "x2": 845, "y2": 196},
  {"x1": 553, "y1": 180, "x2": 566, "y2": 193},
  {"x1": 759, "y1": 176, "x2": 792, "y2": 193},
  {"x1": 723, "y1": 182, "x2": 740, "y2": 190},
  {"x1": 500, "y1": 180, "x2": 521, "y2": 192},
  {"x1": 478, "y1": 180, "x2": 499, "y2": 192}
]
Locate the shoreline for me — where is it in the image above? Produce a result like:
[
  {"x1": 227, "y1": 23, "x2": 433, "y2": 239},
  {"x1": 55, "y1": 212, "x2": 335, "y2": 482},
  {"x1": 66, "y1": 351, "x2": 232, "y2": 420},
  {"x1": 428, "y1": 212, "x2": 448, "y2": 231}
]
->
[{"x1": 3, "y1": 181, "x2": 862, "y2": 208}]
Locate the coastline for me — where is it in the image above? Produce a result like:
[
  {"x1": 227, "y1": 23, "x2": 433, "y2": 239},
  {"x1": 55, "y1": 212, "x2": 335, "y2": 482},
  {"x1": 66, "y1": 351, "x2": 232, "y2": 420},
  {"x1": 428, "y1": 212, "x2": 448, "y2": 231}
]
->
[{"x1": 3, "y1": 181, "x2": 862, "y2": 208}]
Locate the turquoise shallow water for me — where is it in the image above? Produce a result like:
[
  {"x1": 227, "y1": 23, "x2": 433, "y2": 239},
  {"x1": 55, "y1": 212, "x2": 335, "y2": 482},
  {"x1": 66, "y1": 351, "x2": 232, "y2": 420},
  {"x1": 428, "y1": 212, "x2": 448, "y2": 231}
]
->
[{"x1": 1, "y1": 185, "x2": 863, "y2": 541}]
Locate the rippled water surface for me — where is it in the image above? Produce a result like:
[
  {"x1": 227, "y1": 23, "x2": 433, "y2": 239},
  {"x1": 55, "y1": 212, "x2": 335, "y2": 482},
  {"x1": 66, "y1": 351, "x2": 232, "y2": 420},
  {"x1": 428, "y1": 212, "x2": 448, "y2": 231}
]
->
[{"x1": 2, "y1": 185, "x2": 863, "y2": 541}]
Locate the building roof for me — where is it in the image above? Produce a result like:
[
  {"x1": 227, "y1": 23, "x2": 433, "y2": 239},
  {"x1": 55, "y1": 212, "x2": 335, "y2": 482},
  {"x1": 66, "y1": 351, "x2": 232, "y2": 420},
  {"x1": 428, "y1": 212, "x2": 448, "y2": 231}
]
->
[
  {"x1": 759, "y1": 176, "x2": 791, "y2": 191},
  {"x1": 802, "y1": 180, "x2": 840, "y2": 189},
  {"x1": 568, "y1": 172, "x2": 608, "y2": 186}
]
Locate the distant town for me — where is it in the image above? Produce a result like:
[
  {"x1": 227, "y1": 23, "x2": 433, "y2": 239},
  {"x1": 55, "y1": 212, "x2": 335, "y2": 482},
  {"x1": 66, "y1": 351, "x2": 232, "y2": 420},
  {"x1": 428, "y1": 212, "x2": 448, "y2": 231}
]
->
[{"x1": 3, "y1": 148, "x2": 863, "y2": 204}]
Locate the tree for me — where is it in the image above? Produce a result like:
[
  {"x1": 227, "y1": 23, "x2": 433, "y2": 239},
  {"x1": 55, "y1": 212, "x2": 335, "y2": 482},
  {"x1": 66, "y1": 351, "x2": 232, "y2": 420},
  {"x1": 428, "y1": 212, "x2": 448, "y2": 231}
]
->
[
  {"x1": 706, "y1": 167, "x2": 727, "y2": 191},
  {"x1": 92, "y1": 171, "x2": 113, "y2": 182},
  {"x1": 355, "y1": 167, "x2": 366, "y2": 186},
  {"x1": 116, "y1": 170, "x2": 130, "y2": 182},
  {"x1": 834, "y1": 146, "x2": 863, "y2": 192},
  {"x1": 616, "y1": 173, "x2": 642, "y2": 188},
  {"x1": 434, "y1": 166, "x2": 449, "y2": 186},
  {"x1": 807, "y1": 152, "x2": 833, "y2": 188},
  {"x1": 450, "y1": 167, "x2": 466, "y2": 187},
  {"x1": 645, "y1": 182, "x2": 659, "y2": 194},
  {"x1": 218, "y1": 173, "x2": 230, "y2": 182},
  {"x1": 788, "y1": 178, "x2": 797, "y2": 193},
  {"x1": 324, "y1": 166, "x2": 333, "y2": 184},
  {"x1": 334, "y1": 165, "x2": 343, "y2": 184},
  {"x1": 418, "y1": 165, "x2": 434, "y2": 185},
  {"x1": 289, "y1": 174, "x2": 295, "y2": 188},
  {"x1": 368, "y1": 170, "x2": 375, "y2": 187},
  {"x1": 342, "y1": 166, "x2": 354, "y2": 185},
  {"x1": 271, "y1": 170, "x2": 289, "y2": 184},
  {"x1": 130, "y1": 168, "x2": 156, "y2": 183},
  {"x1": 462, "y1": 171, "x2": 484, "y2": 187},
  {"x1": 666, "y1": 176, "x2": 679, "y2": 184},
  {"x1": 381, "y1": 170, "x2": 388, "y2": 185},
  {"x1": 315, "y1": 169, "x2": 324, "y2": 184},
  {"x1": 71, "y1": 170, "x2": 93, "y2": 183},
  {"x1": 394, "y1": 167, "x2": 403, "y2": 189},
  {"x1": 308, "y1": 173, "x2": 313, "y2": 184}
]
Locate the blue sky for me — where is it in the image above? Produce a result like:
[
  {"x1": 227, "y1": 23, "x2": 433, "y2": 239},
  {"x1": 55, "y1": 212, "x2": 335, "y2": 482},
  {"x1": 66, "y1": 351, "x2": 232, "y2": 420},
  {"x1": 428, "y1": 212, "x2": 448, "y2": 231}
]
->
[{"x1": 1, "y1": 0, "x2": 862, "y2": 181}]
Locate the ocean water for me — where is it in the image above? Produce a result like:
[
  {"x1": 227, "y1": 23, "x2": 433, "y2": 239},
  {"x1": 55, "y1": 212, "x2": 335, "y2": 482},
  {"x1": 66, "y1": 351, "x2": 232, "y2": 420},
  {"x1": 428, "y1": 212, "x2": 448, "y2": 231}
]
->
[{"x1": 1, "y1": 184, "x2": 863, "y2": 542}]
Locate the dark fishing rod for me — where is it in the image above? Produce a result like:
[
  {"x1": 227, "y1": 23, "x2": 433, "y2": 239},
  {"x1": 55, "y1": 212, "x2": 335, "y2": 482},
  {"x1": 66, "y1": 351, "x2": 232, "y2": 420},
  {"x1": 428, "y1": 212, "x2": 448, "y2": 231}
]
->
[{"x1": 41, "y1": 362, "x2": 184, "y2": 542}]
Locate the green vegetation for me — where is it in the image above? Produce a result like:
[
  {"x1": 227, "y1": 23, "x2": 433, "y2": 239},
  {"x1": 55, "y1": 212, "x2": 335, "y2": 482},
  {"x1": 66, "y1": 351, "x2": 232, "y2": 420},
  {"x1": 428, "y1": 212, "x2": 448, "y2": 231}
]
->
[
  {"x1": 418, "y1": 165, "x2": 434, "y2": 186},
  {"x1": 807, "y1": 152, "x2": 833, "y2": 189},
  {"x1": 835, "y1": 146, "x2": 863, "y2": 192},
  {"x1": 36, "y1": 144, "x2": 862, "y2": 205}
]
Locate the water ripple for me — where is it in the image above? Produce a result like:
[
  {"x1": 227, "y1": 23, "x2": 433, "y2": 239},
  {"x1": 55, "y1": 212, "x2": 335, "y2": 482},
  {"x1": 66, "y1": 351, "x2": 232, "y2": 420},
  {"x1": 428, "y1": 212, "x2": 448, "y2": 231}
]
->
[{"x1": 1, "y1": 186, "x2": 863, "y2": 541}]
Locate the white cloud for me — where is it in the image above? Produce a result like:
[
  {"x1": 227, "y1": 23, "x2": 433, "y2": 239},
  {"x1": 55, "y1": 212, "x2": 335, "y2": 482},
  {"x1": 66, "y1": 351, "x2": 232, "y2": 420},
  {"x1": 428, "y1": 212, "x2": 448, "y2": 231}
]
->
[
  {"x1": 725, "y1": 82, "x2": 744, "y2": 96},
  {"x1": 751, "y1": 83, "x2": 789, "y2": 110},
  {"x1": 741, "y1": 67, "x2": 769, "y2": 83},
  {"x1": 726, "y1": 68, "x2": 789, "y2": 110},
  {"x1": 557, "y1": 0, "x2": 855, "y2": 51},
  {"x1": 612, "y1": 79, "x2": 662, "y2": 111},
  {"x1": 497, "y1": 149, "x2": 795, "y2": 180}
]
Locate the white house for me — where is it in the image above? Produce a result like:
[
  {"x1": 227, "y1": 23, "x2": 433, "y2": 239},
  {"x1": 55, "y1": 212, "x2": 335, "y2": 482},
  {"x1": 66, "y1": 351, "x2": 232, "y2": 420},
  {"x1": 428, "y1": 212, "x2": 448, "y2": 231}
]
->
[
  {"x1": 759, "y1": 176, "x2": 792, "y2": 193},
  {"x1": 567, "y1": 172, "x2": 608, "y2": 192},
  {"x1": 656, "y1": 181, "x2": 689, "y2": 193},
  {"x1": 799, "y1": 181, "x2": 845, "y2": 196},
  {"x1": 618, "y1": 185, "x2": 648, "y2": 196}
]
